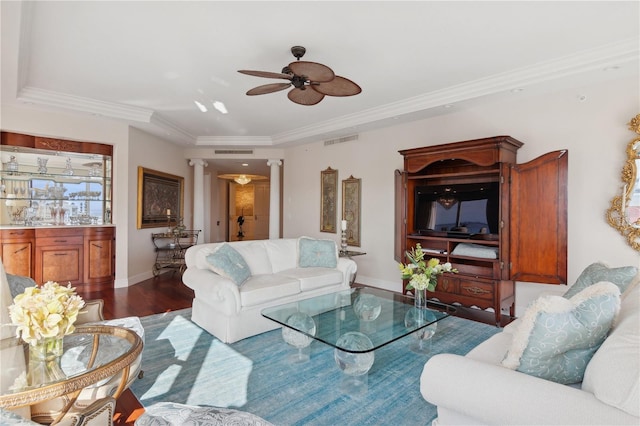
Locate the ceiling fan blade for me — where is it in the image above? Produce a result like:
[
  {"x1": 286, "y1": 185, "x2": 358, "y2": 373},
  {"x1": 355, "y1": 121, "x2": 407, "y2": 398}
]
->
[
  {"x1": 238, "y1": 70, "x2": 292, "y2": 80},
  {"x1": 246, "y1": 83, "x2": 292, "y2": 96},
  {"x1": 287, "y1": 87, "x2": 325, "y2": 106},
  {"x1": 312, "y1": 76, "x2": 362, "y2": 97},
  {"x1": 288, "y1": 61, "x2": 335, "y2": 83}
]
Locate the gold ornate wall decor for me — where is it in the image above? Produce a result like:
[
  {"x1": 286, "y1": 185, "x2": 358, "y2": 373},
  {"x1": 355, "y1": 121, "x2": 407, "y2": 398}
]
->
[
  {"x1": 606, "y1": 114, "x2": 640, "y2": 250},
  {"x1": 321, "y1": 167, "x2": 338, "y2": 233},
  {"x1": 342, "y1": 175, "x2": 361, "y2": 246}
]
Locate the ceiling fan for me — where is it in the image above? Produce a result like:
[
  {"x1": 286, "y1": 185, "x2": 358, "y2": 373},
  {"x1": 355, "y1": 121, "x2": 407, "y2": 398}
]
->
[{"x1": 238, "y1": 46, "x2": 362, "y2": 106}]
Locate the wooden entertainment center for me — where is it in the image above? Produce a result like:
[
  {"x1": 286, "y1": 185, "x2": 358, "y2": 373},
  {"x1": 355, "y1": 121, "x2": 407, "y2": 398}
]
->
[{"x1": 396, "y1": 136, "x2": 568, "y2": 325}]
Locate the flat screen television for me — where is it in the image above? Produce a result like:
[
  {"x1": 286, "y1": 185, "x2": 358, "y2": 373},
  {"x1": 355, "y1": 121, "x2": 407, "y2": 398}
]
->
[{"x1": 414, "y1": 182, "x2": 499, "y2": 236}]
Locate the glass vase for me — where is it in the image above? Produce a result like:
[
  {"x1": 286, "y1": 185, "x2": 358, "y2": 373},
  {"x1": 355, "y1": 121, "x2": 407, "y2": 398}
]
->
[
  {"x1": 414, "y1": 287, "x2": 428, "y2": 309},
  {"x1": 29, "y1": 336, "x2": 64, "y2": 362}
]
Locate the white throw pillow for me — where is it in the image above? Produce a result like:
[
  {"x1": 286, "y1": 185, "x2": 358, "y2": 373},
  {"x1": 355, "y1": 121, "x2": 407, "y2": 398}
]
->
[{"x1": 582, "y1": 284, "x2": 639, "y2": 417}]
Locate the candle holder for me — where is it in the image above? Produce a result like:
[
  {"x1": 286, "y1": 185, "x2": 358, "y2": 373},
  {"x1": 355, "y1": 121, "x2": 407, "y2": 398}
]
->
[{"x1": 341, "y1": 229, "x2": 348, "y2": 254}]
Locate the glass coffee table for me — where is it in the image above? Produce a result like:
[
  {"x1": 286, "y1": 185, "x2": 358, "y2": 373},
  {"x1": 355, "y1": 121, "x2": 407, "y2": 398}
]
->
[{"x1": 262, "y1": 286, "x2": 451, "y2": 392}]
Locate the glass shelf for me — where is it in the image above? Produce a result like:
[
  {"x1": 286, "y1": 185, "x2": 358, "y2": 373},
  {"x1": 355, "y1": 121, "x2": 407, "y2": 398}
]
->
[{"x1": 1, "y1": 141, "x2": 112, "y2": 227}]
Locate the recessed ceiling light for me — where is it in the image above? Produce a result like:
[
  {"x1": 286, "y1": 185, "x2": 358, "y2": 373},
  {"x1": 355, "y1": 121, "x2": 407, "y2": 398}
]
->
[
  {"x1": 213, "y1": 101, "x2": 228, "y2": 114},
  {"x1": 194, "y1": 100, "x2": 208, "y2": 112}
]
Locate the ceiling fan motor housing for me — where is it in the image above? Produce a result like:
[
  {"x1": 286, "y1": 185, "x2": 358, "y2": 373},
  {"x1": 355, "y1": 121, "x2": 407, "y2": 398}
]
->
[{"x1": 291, "y1": 45, "x2": 306, "y2": 59}]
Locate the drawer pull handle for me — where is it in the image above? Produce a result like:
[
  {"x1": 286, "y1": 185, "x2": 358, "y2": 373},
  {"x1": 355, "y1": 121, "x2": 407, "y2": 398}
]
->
[
  {"x1": 53, "y1": 253, "x2": 68, "y2": 256},
  {"x1": 10, "y1": 231, "x2": 25, "y2": 236},
  {"x1": 463, "y1": 286, "x2": 491, "y2": 295},
  {"x1": 54, "y1": 239, "x2": 68, "y2": 243},
  {"x1": 92, "y1": 243, "x2": 103, "y2": 249},
  {"x1": 14, "y1": 246, "x2": 28, "y2": 254}
]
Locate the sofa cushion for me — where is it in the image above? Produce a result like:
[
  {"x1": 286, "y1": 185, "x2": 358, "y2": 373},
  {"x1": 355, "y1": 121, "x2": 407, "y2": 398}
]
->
[
  {"x1": 264, "y1": 239, "x2": 297, "y2": 273},
  {"x1": 502, "y1": 282, "x2": 621, "y2": 384},
  {"x1": 563, "y1": 262, "x2": 637, "y2": 299},
  {"x1": 279, "y1": 268, "x2": 344, "y2": 291},
  {"x1": 239, "y1": 274, "x2": 301, "y2": 307},
  {"x1": 234, "y1": 242, "x2": 273, "y2": 275},
  {"x1": 205, "y1": 244, "x2": 251, "y2": 286},
  {"x1": 582, "y1": 283, "x2": 640, "y2": 417},
  {"x1": 298, "y1": 237, "x2": 338, "y2": 268}
]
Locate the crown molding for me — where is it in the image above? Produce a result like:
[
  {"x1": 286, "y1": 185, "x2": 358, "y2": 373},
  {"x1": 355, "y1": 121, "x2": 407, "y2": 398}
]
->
[
  {"x1": 149, "y1": 113, "x2": 196, "y2": 146},
  {"x1": 13, "y1": 38, "x2": 638, "y2": 147},
  {"x1": 17, "y1": 86, "x2": 154, "y2": 122},
  {"x1": 271, "y1": 38, "x2": 639, "y2": 145}
]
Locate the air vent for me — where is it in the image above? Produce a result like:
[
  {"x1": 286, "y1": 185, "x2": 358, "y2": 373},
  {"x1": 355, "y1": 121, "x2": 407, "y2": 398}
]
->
[
  {"x1": 324, "y1": 135, "x2": 359, "y2": 146},
  {"x1": 214, "y1": 149, "x2": 254, "y2": 155}
]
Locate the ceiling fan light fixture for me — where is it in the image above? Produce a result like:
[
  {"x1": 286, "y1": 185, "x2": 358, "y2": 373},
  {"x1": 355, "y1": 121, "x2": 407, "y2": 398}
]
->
[
  {"x1": 213, "y1": 101, "x2": 228, "y2": 114},
  {"x1": 238, "y1": 45, "x2": 360, "y2": 105},
  {"x1": 234, "y1": 175, "x2": 251, "y2": 185}
]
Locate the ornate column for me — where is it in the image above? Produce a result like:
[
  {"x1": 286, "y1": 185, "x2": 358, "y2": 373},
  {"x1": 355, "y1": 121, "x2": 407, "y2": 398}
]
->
[
  {"x1": 267, "y1": 159, "x2": 282, "y2": 239},
  {"x1": 189, "y1": 159, "x2": 208, "y2": 243}
]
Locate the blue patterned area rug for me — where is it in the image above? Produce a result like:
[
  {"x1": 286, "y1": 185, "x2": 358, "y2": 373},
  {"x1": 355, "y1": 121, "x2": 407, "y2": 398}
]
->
[{"x1": 130, "y1": 308, "x2": 499, "y2": 425}]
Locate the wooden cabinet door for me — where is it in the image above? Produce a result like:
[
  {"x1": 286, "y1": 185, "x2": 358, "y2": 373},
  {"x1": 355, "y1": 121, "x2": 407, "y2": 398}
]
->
[
  {"x1": 1, "y1": 241, "x2": 33, "y2": 277},
  {"x1": 35, "y1": 244, "x2": 83, "y2": 285},
  {"x1": 84, "y1": 227, "x2": 114, "y2": 285},
  {"x1": 509, "y1": 150, "x2": 568, "y2": 284},
  {"x1": 394, "y1": 169, "x2": 407, "y2": 263},
  {"x1": 0, "y1": 229, "x2": 35, "y2": 277}
]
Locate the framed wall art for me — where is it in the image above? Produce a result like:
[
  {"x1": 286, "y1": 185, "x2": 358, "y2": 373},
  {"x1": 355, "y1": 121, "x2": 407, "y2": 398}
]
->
[
  {"x1": 137, "y1": 167, "x2": 184, "y2": 229},
  {"x1": 320, "y1": 167, "x2": 338, "y2": 233},
  {"x1": 342, "y1": 175, "x2": 362, "y2": 246}
]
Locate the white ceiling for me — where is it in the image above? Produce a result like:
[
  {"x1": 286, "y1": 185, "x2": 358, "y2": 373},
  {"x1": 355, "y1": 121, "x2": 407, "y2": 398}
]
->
[{"x1": 2, "y1": 1, "x2": 639, "y2": 170}]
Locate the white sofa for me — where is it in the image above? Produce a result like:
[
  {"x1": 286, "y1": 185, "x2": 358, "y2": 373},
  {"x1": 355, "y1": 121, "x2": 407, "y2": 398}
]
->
[
  {"x1": 182, "y1": 238, "x2": 357, "y2": 343},
  {"x1": 421, "y1": 265, "x2": 639, "y2": 425}
]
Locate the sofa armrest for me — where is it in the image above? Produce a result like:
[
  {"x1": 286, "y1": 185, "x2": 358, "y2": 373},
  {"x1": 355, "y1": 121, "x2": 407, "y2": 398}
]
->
[
  {"x1": 421, "y1": 354, "x2": 638, "y2": 425},
  {"x1": 182, "y1": 268, "x2": 241, "y2": 315}
]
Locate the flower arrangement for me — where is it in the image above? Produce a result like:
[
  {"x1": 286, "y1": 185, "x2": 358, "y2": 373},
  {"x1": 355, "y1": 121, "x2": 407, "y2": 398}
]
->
[
  {"x1": 399, "y1": 243, "x2": 457, "y2": 292},
  {"x1": 8, "y1": 281, "x2": 85, "y2": 345}
]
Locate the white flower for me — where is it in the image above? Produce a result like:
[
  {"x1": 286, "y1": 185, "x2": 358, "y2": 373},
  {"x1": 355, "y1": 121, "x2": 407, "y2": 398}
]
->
[{"x1": 8, "y1": 281, "x2": 85, "y2": 345}]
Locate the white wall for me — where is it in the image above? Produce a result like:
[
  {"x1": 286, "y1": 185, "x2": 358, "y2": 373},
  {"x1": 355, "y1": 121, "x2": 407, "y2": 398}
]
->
[
  {"x1": 127, "y1": 127, "x2": 193, "y2": 284},
  {"x1": 283, "y1": 75, "x2": 640, "y2": 315}
]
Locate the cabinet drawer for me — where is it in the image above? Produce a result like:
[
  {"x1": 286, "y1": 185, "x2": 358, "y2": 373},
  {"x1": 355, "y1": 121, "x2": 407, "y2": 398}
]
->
[
  {"x1": 36, "y1": 228, "x2": 83, "y2": 238},
  {"x1": 1, "y1": 229, "x2": 35, "y2": 239},
  {"x1": 37, "y1": 236, "x2": 84, "y2": 246},
  {"x1": 458, "y1": 279, "x2": 494, "y2": 301},
  {"x1": 437, "y1": 276, "x2": 458, "y2": 294}
]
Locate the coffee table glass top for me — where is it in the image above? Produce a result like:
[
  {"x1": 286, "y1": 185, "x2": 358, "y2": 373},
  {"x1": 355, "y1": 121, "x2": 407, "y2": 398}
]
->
[{"x1": 262, "y1": 287, "x2": 450, "y2": 353}]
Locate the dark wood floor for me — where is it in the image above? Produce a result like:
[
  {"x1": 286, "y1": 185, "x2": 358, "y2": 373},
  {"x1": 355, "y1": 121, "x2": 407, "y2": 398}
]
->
[
  {"x1": 77, "y1": 271, "x2": 193, "y2": 320},
  {"x1": 77, "y1": 273, "x2": 513, "y2": 327}
]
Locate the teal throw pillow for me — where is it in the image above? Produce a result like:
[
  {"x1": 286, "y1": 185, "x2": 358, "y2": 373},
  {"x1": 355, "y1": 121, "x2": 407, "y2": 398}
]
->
[
  {"x1": 502, "y1": 282, "x2": 621, "y2": 384},
  {"x1": 298, "y1": 237, "x2": 338, "y2": 268},
  {"x1": 205, "y1": 244, "x2": 251, "y2": 286},
  {"x1": 563, "y1": 262, "x2": 637, "y2": 299}
]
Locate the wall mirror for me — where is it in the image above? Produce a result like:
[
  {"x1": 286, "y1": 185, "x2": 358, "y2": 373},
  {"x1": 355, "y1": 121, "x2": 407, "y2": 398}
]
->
[{"x1": 607, "y1": 114, "x2": 640, "y2": 250}]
